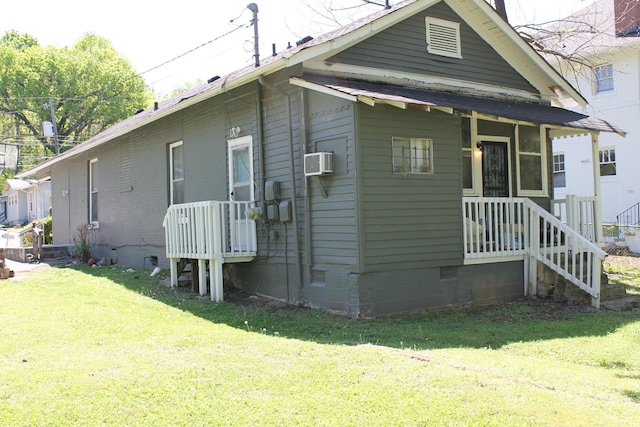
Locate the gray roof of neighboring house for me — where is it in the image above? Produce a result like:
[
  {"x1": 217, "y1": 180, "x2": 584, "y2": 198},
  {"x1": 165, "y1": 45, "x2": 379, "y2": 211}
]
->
[{"x1": 3, "y1": 179, "x2": 35, "y2": 194}]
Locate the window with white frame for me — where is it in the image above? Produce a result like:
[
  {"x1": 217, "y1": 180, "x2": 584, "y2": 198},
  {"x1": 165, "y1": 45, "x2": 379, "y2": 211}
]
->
[
  {"x1": 89, "y1": 158, "x2": 98, "y2": 225},
  {"x1": 599, "y1": 147, "x2": 616, "y2": 176},
  {"x1": 553, "y1": 153, "x2": 566, "y2": 188},
  {"x1": 425, "y1": 17, "x2": 461, "y2": 59},
  {"x1": 169, "y1": 141, "x2": 184, "y2": 205},
  {"x1": 392, "y1": 137, "x2": 433, "y2": 175},
  {"x1": 595, "y1": 64, "x2": 614, "y2": 93},
  {"x1": 517, "y1": 125, "x2": 546, "y2": 195}
]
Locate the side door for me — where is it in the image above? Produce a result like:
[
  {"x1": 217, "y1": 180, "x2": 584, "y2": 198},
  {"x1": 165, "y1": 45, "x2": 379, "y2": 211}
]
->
[{"x1": 227, "y1": 136, "x2": 255, "y2": 250}]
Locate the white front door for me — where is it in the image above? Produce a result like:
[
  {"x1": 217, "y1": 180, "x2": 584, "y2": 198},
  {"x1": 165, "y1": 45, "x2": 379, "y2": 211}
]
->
[{"x1": 227, "y1": 136, "x2": 254, "y2": 249}]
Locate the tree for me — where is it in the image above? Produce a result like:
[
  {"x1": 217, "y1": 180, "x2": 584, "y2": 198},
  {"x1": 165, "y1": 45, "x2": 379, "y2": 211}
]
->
[{"x1": 0, "y1": 31, "x2": 151, "y2": 158}]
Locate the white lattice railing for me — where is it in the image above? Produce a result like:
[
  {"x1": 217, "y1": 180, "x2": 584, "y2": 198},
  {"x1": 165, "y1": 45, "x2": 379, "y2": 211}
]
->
[
  {"x1": 551, "y1": 195, "x2": 601, "y2": 244},
  {"x1": 463, "y1": 197, "x2": 606, "y2": 307},
  {"x1": 163, "y1": 201, "x2": 257, "y2": 301},
  {"x1": 163, "y1": 200, "x2": 257, "y2": 259}
]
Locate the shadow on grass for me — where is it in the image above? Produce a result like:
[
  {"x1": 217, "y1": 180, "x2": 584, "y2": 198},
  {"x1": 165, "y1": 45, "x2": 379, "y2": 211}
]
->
[{"x1": 70, "y1": 265, "x2": 640, "y2": 352}]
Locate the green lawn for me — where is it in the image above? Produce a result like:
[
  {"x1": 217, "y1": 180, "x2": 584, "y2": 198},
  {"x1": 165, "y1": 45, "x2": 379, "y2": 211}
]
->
[{"x1": 1, "y1": 264, "x2": 639, "y2": 426}]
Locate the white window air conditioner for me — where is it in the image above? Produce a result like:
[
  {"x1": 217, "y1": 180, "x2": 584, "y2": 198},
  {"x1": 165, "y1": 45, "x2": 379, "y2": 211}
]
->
[{"x1": 304, "y1": 152, "x2": 333, "y2": 176}]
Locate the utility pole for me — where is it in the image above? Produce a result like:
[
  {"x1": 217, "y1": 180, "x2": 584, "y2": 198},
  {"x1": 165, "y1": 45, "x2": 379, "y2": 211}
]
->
[
  {"x1": 247, "y1": 3, "x2": 260, "y2": 67},
  {"x1": 48, "y1": 97, "x2": 60, "y2": 155}
]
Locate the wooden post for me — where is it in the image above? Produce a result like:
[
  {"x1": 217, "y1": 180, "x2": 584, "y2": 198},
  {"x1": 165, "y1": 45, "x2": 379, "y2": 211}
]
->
[
  {"x1": 198, "y1": 259, "x2": 207, "y2": 296},
  {"x1": 591, "y1": 133, "x2": 604, "y2": 245},
  {"x1": 170, "y1": 258, "x2": 178, "y2": 288},
  {"x1": 209, "y1": 257, "x2": 223, "y2": 302}
]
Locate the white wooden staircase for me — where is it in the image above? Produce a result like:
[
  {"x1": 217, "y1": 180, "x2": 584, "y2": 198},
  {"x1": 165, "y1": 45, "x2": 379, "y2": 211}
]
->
[{"x1": 463, "y1": 197, "x2": 606, "y2": 307}]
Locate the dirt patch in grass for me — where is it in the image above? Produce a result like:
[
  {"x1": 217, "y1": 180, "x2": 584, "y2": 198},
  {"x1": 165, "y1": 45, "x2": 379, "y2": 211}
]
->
[{"x1": 605, "y1": 254, "x2": 640, "y2": 269}]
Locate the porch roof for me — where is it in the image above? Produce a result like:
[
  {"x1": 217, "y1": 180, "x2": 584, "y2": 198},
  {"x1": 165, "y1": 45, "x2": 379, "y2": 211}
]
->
[{"x1": 291, "y1": 75, "x2": 626, "y2": 137}]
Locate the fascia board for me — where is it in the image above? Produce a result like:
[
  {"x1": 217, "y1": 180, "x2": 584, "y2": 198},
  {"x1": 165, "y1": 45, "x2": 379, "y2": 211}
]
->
[
  {"x1": 304, "y1": 61, "x2": 546, "y2": 102},
  {"x1": 289, "y1": 77, "x2": 357, "y2": 102}
]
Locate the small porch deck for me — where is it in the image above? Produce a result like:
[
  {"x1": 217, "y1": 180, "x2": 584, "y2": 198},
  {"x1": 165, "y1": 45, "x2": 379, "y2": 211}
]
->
[
  {"x1": 163, "y1": 201, "x2": 257, "y2": 301},
  {"x1": 463, "y1": 196, "x2": 606, "y2": 307}
]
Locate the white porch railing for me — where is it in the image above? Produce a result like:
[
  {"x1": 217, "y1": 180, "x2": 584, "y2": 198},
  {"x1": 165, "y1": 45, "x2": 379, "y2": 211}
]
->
[
  {"x1": 551, "y1": 195, "x2": 601, "y2": 244},
  {"x1": 163, "y1": 201, "x2": 257, "y2": 301},
  {"x1": 463, "y1": 197, "x2": 606, "y2": 307}
]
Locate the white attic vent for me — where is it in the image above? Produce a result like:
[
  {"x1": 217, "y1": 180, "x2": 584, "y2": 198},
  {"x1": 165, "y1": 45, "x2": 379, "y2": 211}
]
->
[
  {"x1": 425, "y1": 17, "x2": 462, "y2": 59},
  {"x1": 304, "y1": 152, "x2": 333, "y2": 176}
]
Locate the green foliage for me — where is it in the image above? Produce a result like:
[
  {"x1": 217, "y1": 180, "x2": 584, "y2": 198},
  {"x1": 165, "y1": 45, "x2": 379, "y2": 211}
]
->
[
  {"x1": 72, "y1": 225, "x2": 94, "y2": 262},
  {"x1": 0, "y1": 30, "x2": 151, "y2": 162},
  {"x1": 42, "y1": 216, "x2": 52, "y2": 244},
  {"x1": 19, "y1": 217, "x2": 52, "y2": 247}
]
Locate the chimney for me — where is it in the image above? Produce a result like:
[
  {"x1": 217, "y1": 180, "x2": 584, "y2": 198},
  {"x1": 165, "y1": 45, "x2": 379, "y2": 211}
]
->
[{"x1": 614, "y1": 0, "x2": 640, "y2": 36}]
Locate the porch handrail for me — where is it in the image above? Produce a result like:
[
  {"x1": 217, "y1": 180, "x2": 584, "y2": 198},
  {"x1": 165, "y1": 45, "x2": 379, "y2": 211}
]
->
[
  {"x1": 617, "y1": 201, "x2": 640, "y2": 227},
  {"x1": 163, "y1": 200, "x2": 257, "y2": 259},
  {"x1": 525, "y1": 198, "x2": 605, "y2": 307},
  {"x1": 551, "y1": 195, "x2": 600, "y2": 244},
  {"x1": 463, "y1": 197, "x2": 605, "y2": 307}
]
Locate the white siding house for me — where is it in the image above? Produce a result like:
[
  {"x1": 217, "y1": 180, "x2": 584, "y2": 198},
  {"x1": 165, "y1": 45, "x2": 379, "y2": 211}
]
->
[
  {"x1": 545, "y1": 0, "x2": 639, "y2": 224},
  {"x1": 2, "y1": 178, "x2": 51, "y2": 225}
]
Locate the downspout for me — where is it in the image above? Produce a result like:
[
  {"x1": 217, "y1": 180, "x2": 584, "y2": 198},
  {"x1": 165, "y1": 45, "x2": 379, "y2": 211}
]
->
[
  {"x1": 255, "y1": 81, "x2": 265, "y2": 208},
  {"x1": 257, "y1": 75, "x2": 303, "y2": 299},
  {"x1": 298, "y1": 87, "x2": 312, "y2": 287}
]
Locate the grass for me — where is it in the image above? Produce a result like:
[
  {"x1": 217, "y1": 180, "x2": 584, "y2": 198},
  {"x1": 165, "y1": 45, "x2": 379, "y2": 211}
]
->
[
  {"x1": 605, "y1": 258, "x2": 640, "y2": 295},
  {"x1": 1, "y1": 264, "x2": 639, "y2": 426}
]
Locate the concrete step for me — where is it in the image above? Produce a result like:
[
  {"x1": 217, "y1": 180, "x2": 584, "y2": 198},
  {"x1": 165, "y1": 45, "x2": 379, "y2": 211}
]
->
[
  {"x1": 600, "y1": 283, "x2": 629, "y2": 301},
  {"x1": 600, "y1": 295, "x2": 640, "y2": 312}
]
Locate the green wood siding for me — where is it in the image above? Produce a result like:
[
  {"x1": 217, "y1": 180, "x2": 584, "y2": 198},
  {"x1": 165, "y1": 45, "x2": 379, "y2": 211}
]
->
[
  {"x1": 306, "y1": 91, "x2": 358, "y2": 269},
  {"x1": 357, "y1": 103, "x2": 464, "y2": 273},
  {"x1": 328, "y1": 2, "x2": 535, "y2": 93}
]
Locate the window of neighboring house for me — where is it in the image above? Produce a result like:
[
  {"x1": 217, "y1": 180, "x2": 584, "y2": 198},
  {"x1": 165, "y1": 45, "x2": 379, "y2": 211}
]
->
[
  {"x1": 517, "y1": 124, "x2": 547, "y2": 196},
  {"x1": 425, "y1": 17, "x2": 462, "y2": 59},
  {"x1": 89, "y1": 158, "x2": 98, "y2": 225},
  {"x1": 595, "y1": 64, "x2": 614, "y2": 93},
  {"x1": 169, "y1": 141, "x2": 184, "y2": 205},
  {"x1": 553, "y1": 153, "x2": 566, "y2": 188},
  {"x1": 599, "y1": 147, "x2": 616, "y2": 176},
  {"x1": 392, "y1": 137, "x2": 434, "y2": 175}
]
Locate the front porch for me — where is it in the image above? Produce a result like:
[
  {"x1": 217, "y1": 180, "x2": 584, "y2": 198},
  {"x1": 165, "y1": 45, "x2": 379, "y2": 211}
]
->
[
  {"x1": 463, "y1": 196, "x2": 606, "y2": 307},
  {"x1": 163, "y1": 201, "x2": 257, "y2": 301}
]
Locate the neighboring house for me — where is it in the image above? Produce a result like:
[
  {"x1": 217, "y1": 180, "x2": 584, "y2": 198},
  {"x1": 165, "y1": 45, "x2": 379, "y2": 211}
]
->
[
  {"x1": 17, "y1": 0, "x2": 623, "y2": 317},
  {"x1": 0, "y1": 194, "x2": 6, "y2": 223},
  {"x1": 1, "y1": 178, "x2": 52, "y2": 226},
  {"x1": 3, "y1": 179, "x2": 31, "y2": 226},
  {"x1": 544, "y1": 0, "x2": 640, "y2": 225}
]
